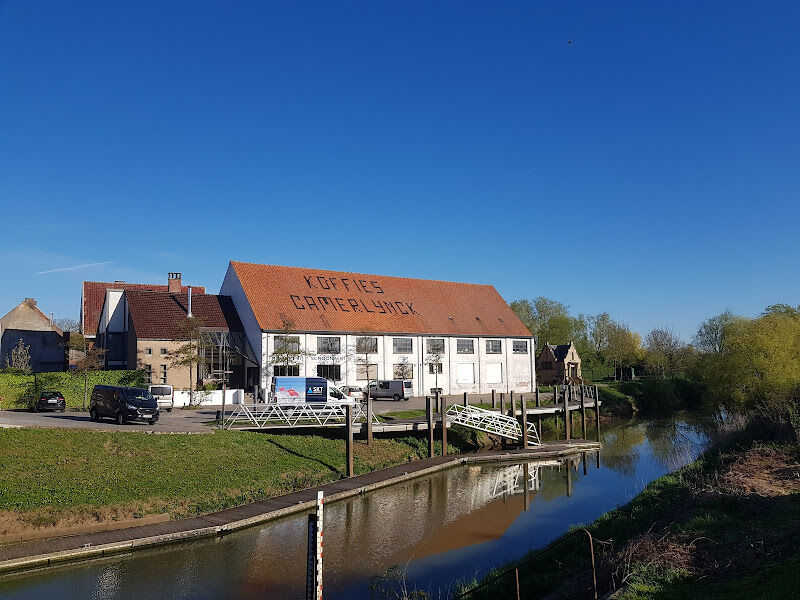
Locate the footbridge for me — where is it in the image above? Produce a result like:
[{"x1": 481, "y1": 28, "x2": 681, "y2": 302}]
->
[{"x1": 445, "y1": 404, "x2": 541, "y2": 445}]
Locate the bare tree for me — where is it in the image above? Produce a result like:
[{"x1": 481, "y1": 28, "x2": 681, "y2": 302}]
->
[
  {"x1": 270, "y1": 318, "x2": 314, "y2": 376},
  {"x1": 394, "y1": 355, "x2": 413, "y2": 379},
  {"x1": 5, "y1": 338, "x2": 32, "y2": 373},
  {"x1": 424, "y1": 350, "x2": 444, "y2": 394},
  {"x1": 644, "y1": 327, "x2": 684, "y2": 378},
  {"x1": 54, "y1": 318, "x2": 80, "y2": 332},
  {"x1": 68, "y1": 333, "x2": 106, "y2": 409},
  {"x1": 353, "y1": 328, "x2": 378, "y2": 383},
  {"x1": 165, "y1": 317, "x2": 208, "y2": 406}
]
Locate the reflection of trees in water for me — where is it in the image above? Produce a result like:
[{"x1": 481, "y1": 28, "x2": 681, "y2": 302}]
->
[
  {"x1": 644, "y1": 417, "x2": 707, "y2": 471},
  {"x1": 600, "y1": 424, "x2": 648, "y2": 476}
]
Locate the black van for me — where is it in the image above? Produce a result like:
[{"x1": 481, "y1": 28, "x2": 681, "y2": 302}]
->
[{"x1": 89, "y1": 385, "x2": 160, "y2": 425}]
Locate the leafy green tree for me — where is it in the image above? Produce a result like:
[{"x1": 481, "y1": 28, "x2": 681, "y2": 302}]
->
[{"x1": 693, "y1": 311, "x2": 742, "y2": 354}]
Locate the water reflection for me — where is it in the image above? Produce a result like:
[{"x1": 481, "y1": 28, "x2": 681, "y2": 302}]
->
[{"x1": 0, "y1": 415, "x2": 708, "y2": 600}]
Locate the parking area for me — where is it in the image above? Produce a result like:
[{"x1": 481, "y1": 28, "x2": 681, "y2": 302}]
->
[{"x1": 0, "y1": 407, "x2": 218, "y2": 433}]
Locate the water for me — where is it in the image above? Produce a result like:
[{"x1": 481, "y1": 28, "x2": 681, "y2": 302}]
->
[{"x1": 0, "y1": 415, "x2": 709, "y2": 599}]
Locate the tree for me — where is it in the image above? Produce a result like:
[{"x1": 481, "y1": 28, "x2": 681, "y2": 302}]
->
[
  {"x1": 424, "y1": 350, "x2": 444, "y2": 395},
  {"x1": 165, "y1": 317, "x2": 208, "y2": 406},
  {"x1": 353, "y1": 328, "x2": 378, "y2": 383},
  {"x1": 605, "y1": 323, "x2": 642, "y2": 379},
  {"x1": 394, "y1": 355, "x2": 413, "y2": 379},
  {"x1": 68, "y1": 333, "x2": 106, "y2": 409},
  {"x1": 693, "y1": 311, "x2": 742, "y2": 355},
  {"x1": 643, "y1": 327, "x2": 684, "y2": 378},
  {"x1": 270, "y1": 318, "x2": 314, "y2": 376},
  {"x1": 5, "y1": 338, "x2": 31, "y2": 372},
  {"x1": 54, "y1": 318, "x2": 80, "y2": 332}
]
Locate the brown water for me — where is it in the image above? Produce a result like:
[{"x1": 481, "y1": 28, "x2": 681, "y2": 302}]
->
[{"x1": 0, "y1": 416, "x2": 709, "y2": 599}]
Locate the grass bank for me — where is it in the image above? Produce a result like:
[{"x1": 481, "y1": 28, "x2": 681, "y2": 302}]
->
[
  {"x1": 0, "y1": 426, "x2": 478, "y2": 538},
  {"x1": 455, "y1": 421, "x2": 800, "y2": 599}
]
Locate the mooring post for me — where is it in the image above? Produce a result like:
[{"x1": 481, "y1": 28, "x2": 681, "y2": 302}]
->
[
  {"x1": 535, "y1": 385, "x2": 543, "y2": 437},
  {"x1": 426, "y1": 396, "x2": 434, "y2": 458},
  {"x1": 491, "y1": 388, "x2": 496, "y2": 409},
  {"x1": 566, "y1": 462, "x2": 573, "y2": 497},
  {"x1": 463, "y1": 391, "x2": 468, "y2": 408},
  {"x1": 306, "y1": 490, "x2": 324, "y2": 600},
  {"x1": 439, "y1": 393, "x2": 448, "y2": 456},
  {"x1": 522, "y1": 463, "x2": 530, "y2": 511},
  {"x1": 594, "y1": 385, "x2": 601, "y2": 442},
  {"x1": 509, "y1": 390, "x2": 515, "y2": 420},
  {"x1": 563, "y1": 384, "x2": 571, "y2": 441},
  {"x1": 345, "y1": 405, "x2": 354, "y2": 477},
  {"x1": 500, "y1": 392, "x2": 505, "y2": 415},
  {"x1": 520, "y1": 393, "x2": 528, "y2": 449},
  {"x1": 366, "y1": 391, "x2": 373, "y2": 446},
  {"x1": 580, "y1": 385, "x2": 587, "y2": 440}
]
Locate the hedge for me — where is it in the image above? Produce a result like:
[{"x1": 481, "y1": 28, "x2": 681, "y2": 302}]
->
[{"x1": 0, "y1": 370, "x2": 146, "y2": 409}]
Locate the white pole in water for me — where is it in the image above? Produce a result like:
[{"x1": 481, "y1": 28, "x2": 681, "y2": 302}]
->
[{"x1": 307, "y1": 491, "x2": 324, "y2": 600}]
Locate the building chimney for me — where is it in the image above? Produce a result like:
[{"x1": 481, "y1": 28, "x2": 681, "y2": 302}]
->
[
  {"x1": 24, "y1": 298, "x2": 36, "y2": 308},
  {"x1": 168, "y1": 272, "x2": 182, "y2": 294},
  {"x1": 187, "y1": 285, "x2": 193, "y2": 318}
]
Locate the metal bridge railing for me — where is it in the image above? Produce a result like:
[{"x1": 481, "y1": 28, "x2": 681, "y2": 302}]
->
[
  {"x1": 445, "y1": 404, "x2": 541, "y2": 446},
  {"x1": 224, "y1": 401, "x2": 379, "y2": 430}
]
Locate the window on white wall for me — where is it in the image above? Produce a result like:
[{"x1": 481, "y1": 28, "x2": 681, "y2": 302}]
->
[
  {"x1": 456, "y1": 339, "x2": 474, "y2": 354},
  {"x1": 486, "y1": 340, "x2": 502, "y2": 354},
  {"x1": 426, "y1": 338, "x2": 445, "y2": 354},
  {"x1": 456, "y1": 363, "x2": 475, "y2": 384},
  {"x1": 393, "y1": 338, "x2": 413, "y2": 354},
  {"x1": 356, "y1": 363, "x2": 378, "y2": 380},
  {"x1": 486, "y1": 363, "x2": 503, "y2": 383},
  {"x1": 356, "y1": 337, "x2": 378, "y2": 354},
  {"x1": 317, "y1": 337, "x2": 341, "y2": 354},
  {"x1": 512, "y1": 340, "x2": 529, "y2": 354},
  {"x1": 393, "y1": 364, "x2": 414, "y2": 379}
]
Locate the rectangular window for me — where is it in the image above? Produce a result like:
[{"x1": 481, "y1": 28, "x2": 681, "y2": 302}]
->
[
  {"x1": 486, "y1": 340, "x2": 502, "y2": 354},
  {"x1": 160, "y1": 348, "x2": 167, "y2": 355},
  {"x1": 106, "y1": 333, "x2": 124, "y2": 362},
  {"x1": 145, "y1": 348, "x2": 153, "y2": 356},
  {"x1": 273, "y1": 365, "x2": 300, "y2": 377},
  {"x1": 393, "y1": 363, "x2": 414, "y2": 379},
  {"x1": 159, "y1": 364, "x2": 168, "y2": 384},
  {"x1": 356, "y1": 363, "x2": 378, "y2": 380},
  {"x1": 393, "y1": 337, "x2": 413, "y2": 354},
  {"x1": 456, "y1": 363, "x2": 475, "y2": 384},
  {"x1": 426, "y1": 338, "x2": 445, "y2": 354},
  {"x1": 512, "y1": 340, "x2": 529, "y2": 354},
  {"x1": 456, "y1": 339, "x2": 474, "y2": 354},
  {"x1": 274, "y1": 336, "x2": 300, "y2": 353},
  {"x1": 356, "y1": 337, "x2": 378, "y2": 354},
  {"x1": 428, "y1": 362, "x2": 443, "y2": 374},
  {"x1": 486, "y1": 363, "x2": 503, "y2": 384},
  {"x1": 316, "y1": 364, "x2": 342, "y2": 380},
  {"x1": 144, "y1": 364, "x2": 152, "y2": 384},
  {"x1": 316, "y1": 337, "x2": 341, "y2": 354}
]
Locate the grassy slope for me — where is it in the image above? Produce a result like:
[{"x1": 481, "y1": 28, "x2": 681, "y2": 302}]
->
[
  {"x1": 0, "y1": 427, "x2": 474, "y2": 533},
  {"x1": 457, "y1": 437, "x2": 800, "y2": 599}
]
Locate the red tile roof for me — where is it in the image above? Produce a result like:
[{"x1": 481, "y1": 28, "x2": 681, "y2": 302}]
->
[
  {"x1": 230, "y1": 261, "x2": 531, "y2": 337},
  {"x1": 81, "y1": 281, "x2": 206, "y2": 336},
  {"x1": 126, "y1": 291, "x2": 242, "y2": 339}
]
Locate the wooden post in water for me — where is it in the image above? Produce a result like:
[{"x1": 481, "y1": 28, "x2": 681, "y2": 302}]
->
[
  {"x1": 594, "y1": 385, "x2": 601, "y2": 442},
  {"x1": 366, "y1": 392, "x2": 373, "y2": 446},
  {"x1": 426, "y1": 397, "x2": 434, "y2": 458},
  {"x1": 439, "y1": 393, "x2": 448, "y2": 456},
  {"x1": 345, "y1": 405, "x2": 354, "y2": 477},
  {"x1": 520, "y1": 394, "x2": 528, "y2": 449},
  {"x1": 500, "y1": 392, "x2": 505, "y2": 415},
  {"x1": 522, "y1": 463, "x2": 530, "y2": 511},
  {"x1": 566, "y1": 462, "x2": 572, "y2": 497},
  {"x1": 563, "y1": 385, "x2": 571, "y2": 441},
  {"x1": 463, "y1": 391, "x2": 468, "y2": 408},
  {"x1": 491, "y1": 389, "x2": 496, "y2": 409},
  {"x1": 580, "y1": 385, "x2": 587, "y2": 440}
]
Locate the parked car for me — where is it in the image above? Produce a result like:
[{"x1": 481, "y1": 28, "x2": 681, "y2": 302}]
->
[
  {"x1": 30, "y1": 390, "x2": 65, "y2": 412},
  {"x1": 340, "y1": 385, "x2": 364, "y2": 400},
  {"x1": 148, "y1": 384, "x2": 174, "y2": 412},
  {"x1": 365, "y1": 380, "x2": 413, "y2": 401},
  {"x1": 89, "y1": 385, "x2": 159, "y2": 425}
]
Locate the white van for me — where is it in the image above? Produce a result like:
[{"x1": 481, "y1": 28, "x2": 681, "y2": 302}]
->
[
  {"x1": 148, "y1": 384, "x2": 174, "y2": 412},
  {"x1": 271, "y1": 377, "x2": 357, "y2": 404}
]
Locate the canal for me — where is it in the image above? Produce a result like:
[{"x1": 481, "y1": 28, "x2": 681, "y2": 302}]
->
[{"x1": 0, "y1": 415, "x2": 710, "y2": 599}]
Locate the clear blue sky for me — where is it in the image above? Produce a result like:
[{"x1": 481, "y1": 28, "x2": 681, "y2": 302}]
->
[{"x1": 2, "y1": 1, "x2": 798, "y2": 340}]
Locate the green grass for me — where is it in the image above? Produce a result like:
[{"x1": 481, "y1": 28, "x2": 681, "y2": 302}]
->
[
  {"x1": 0, "y1": 427, "x2": 473, "y2": 531},
  {"x1": 379, "y1": 409, "x2": 427, "y2": 421}
]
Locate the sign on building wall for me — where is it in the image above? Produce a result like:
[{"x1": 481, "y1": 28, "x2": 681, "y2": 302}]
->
[{"x1": 288, "y1": 274, "x2": 421, "y2": 317}]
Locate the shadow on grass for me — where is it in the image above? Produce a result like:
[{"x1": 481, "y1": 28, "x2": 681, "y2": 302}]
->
[{"x1": 263, "y1": 437, "x2": 341, "y2": 475}]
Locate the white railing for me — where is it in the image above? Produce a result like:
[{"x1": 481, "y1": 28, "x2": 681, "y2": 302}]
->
[
  {"x1": 445, "y1": 404, "x2": 541, "y2": 446},
  {"x1": 224, "y1": 401, "x2": 379, "y2": 430}
]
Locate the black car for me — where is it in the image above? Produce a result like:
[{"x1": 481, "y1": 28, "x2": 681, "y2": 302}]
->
[
  {"x1": 31, "y1": 390, "x2": 66, "y2": 412},
  {"x1": 89, "y1": 385, "x2": 160, "y2": 425}
]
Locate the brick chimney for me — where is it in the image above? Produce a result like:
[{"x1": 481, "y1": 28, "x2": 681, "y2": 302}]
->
[
  {"x1": 168, "y1": 272, "x2": 182, "y2": 294},
  {"x1": 24, "y1": 297, "x2": 37, "y2": 308}
]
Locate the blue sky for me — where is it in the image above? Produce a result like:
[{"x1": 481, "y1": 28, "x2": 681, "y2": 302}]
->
[{"x1": 1, "y1": 1, "x2": 798, "y2": 340}]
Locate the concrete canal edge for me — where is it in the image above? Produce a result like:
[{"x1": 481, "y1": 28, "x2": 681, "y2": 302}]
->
[{"x1": 0, "y1": 441, "x2": 601, "y2": 576}]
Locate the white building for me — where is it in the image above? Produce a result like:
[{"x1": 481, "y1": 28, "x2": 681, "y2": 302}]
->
[{"x1": 220, "y1": 261, "x2": 535, "y2": 398}]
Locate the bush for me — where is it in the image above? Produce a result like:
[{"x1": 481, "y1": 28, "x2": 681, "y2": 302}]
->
[
  {"x1": 614, "y1": 377, "x2": 705, "y2": 415},
  {"x1": 0, "y1": 370, "x2": 146, "y2": 409}
]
